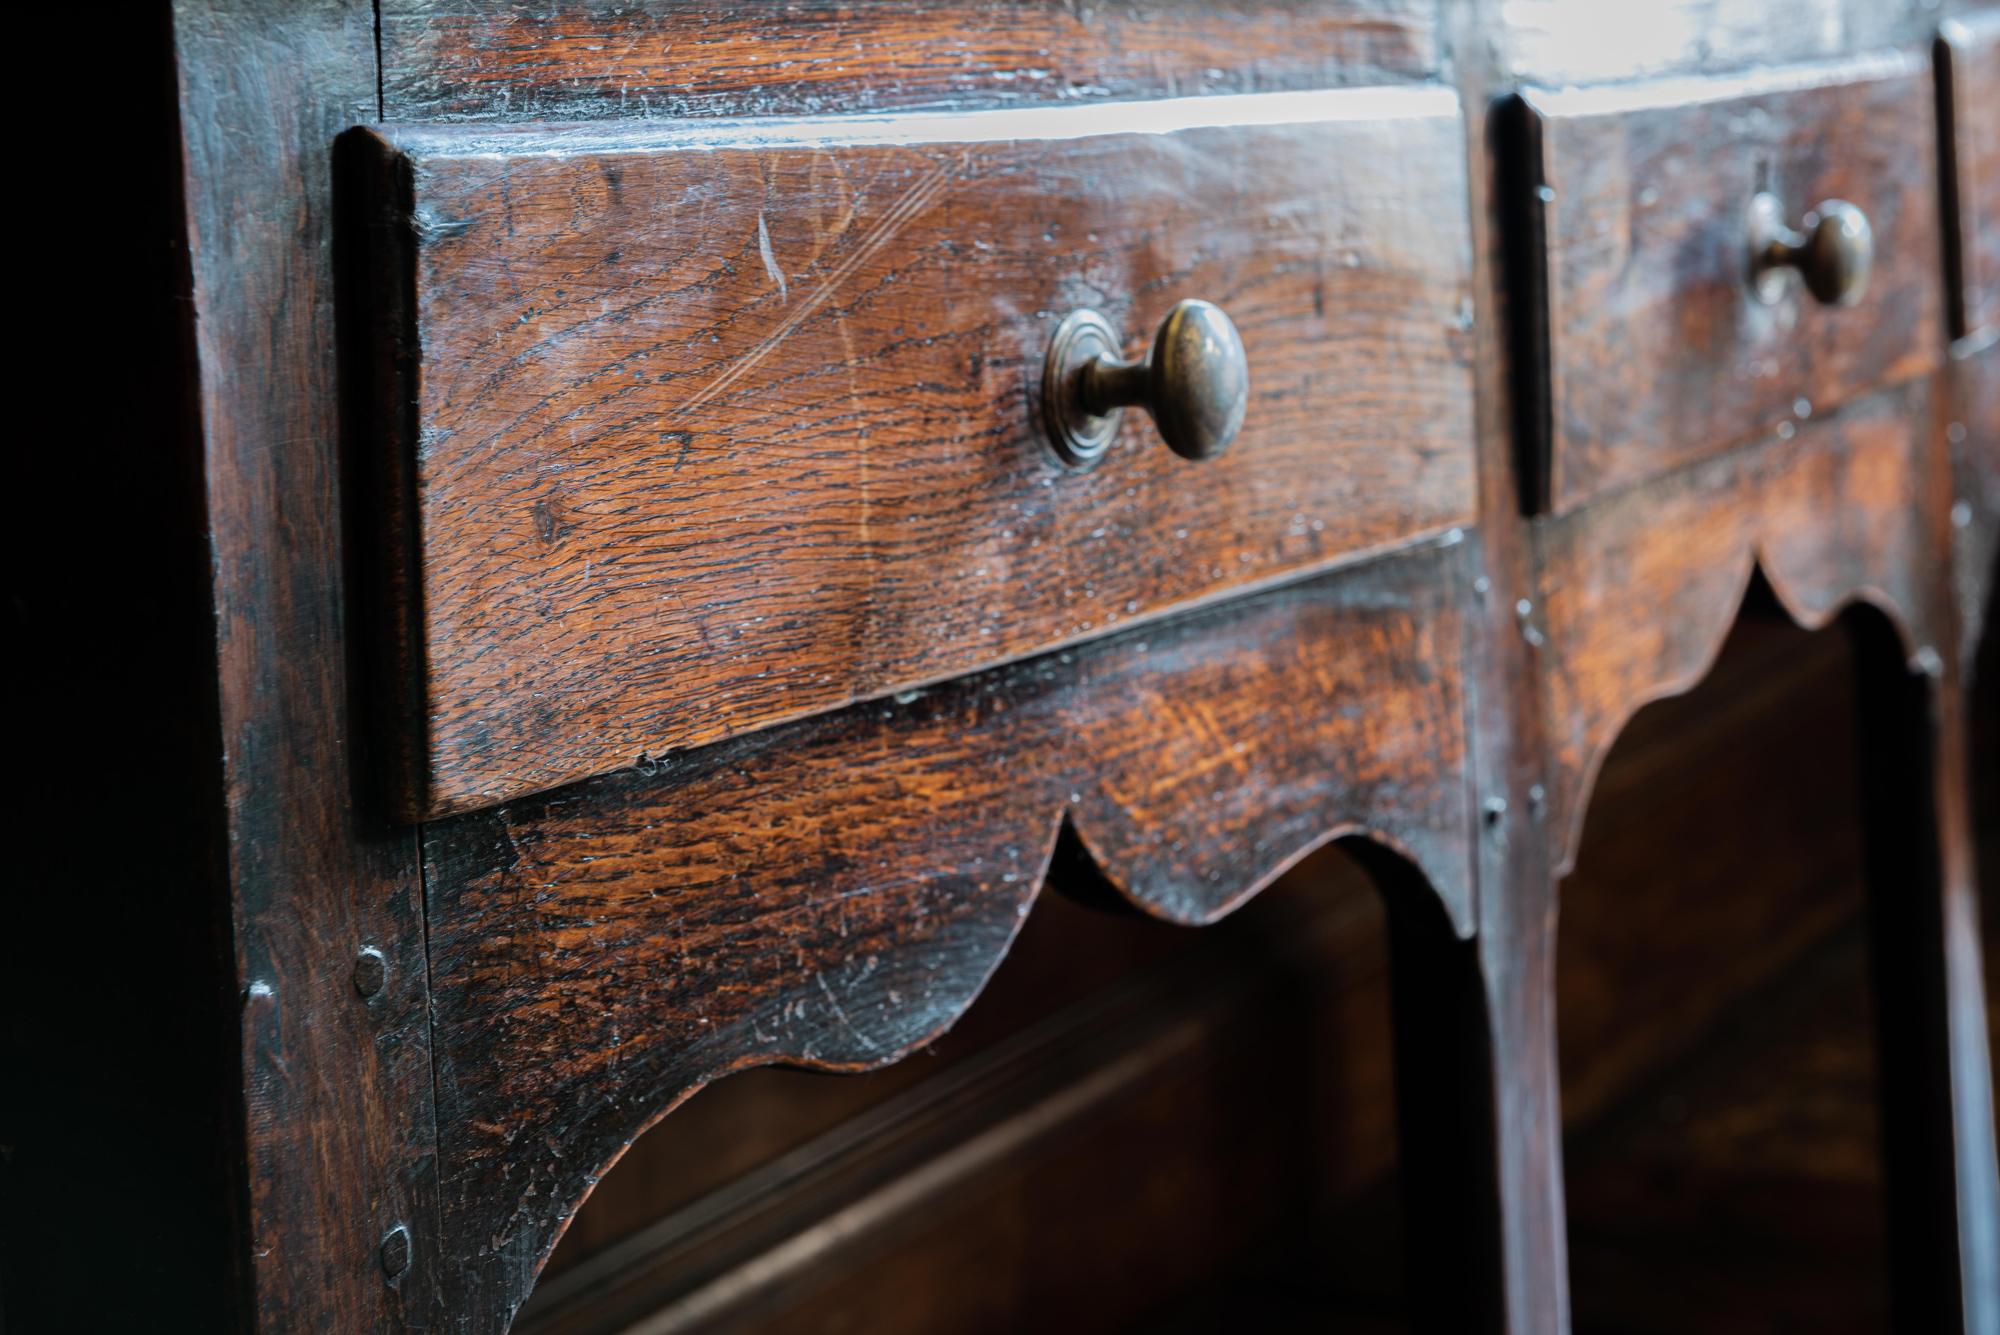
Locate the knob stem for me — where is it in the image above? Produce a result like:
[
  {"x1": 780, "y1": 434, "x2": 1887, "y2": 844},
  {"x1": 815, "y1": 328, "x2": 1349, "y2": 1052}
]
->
[{"x1": 1078, "y1": 356, "x2": 1152, "y2": 420}]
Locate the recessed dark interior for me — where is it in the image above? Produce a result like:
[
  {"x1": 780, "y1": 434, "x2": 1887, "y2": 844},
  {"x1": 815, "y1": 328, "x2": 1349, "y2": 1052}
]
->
[{"x1": 1559, "y1": 595, "x2": 1893, "y2": 1334}]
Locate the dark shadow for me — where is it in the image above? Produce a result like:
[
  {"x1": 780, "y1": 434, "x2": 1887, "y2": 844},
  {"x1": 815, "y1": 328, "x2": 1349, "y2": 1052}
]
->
[
  {"x1": 1844, "y1": 599, "x2": 1964, "y2": 1333},
  {"x1": 4, "y1": 10, "x2": 249, "y2": 1331}
]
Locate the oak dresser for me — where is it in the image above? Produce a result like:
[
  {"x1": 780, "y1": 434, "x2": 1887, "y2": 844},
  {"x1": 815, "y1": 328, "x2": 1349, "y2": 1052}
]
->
[{"x1": 6, "y1": 1, "x2": 1998, "y2": 1331}]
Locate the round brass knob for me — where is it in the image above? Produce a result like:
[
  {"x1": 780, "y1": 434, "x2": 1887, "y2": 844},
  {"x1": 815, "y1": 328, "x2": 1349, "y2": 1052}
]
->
[
  {"x1": 1749, "y1": 193, "x2": 1874, "y2": 307},
  {"x1": 1042, "y1": 299, "x2": 1249, "y2": 467}
]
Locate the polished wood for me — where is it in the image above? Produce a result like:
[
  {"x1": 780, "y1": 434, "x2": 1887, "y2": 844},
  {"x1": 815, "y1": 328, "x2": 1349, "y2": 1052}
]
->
[
  {"x1": 376, "y1": 0, "x2": 1441, "y2": 122},
  {"x1": 519, "y1": 868, "x2": 1401, "y2": 1334},
  {"x1": 355, "y1": 91, "x2": 1477, "y2": 818},
  {"x1": 1553, "y1": 599, "x2": 1994, "y2": 1333},
  {"x1": 40, "y1": 3, "x2": 1999, "y2": 1331},
  {"x1": 1513, "y1": 55, "x2": 1943, "y2": 513},
  {"x1": 521, "y1": 609, "x2": 1884, "y2": 1335},
  {"x1": 1441, "y1": 10, "x2": 1574, "y2": 1329},
  {"x1": 1532, "y1": 387, "x2": 1947, "y2": 877},
  {"x1": 419, "y1": 542, "x2": 1477, "y2": 1327},
  {"x1": 1525, "y1": 369, "x2": 2000, "y2": 1331},
  {"x1": 164, "y1": 2, "x2": 446, "y2": 1329},
  {"x1": 1950, "y1": 333, "x2": 2000, "y2": 678},
  {"x1": 1940, "y1": 13, "x2": 2000, "y2": 339}
]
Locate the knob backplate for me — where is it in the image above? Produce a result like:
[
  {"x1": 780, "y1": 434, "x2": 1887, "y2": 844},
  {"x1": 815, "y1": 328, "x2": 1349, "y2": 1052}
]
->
[{"x1": 1041, "y1": 309, "x2": 1125, "y2": 469}]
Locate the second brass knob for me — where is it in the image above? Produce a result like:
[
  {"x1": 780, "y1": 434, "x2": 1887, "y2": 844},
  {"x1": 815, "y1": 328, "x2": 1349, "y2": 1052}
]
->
[{"x1": 1043, "y1": 299, "x2": 1249, "y2": 467}]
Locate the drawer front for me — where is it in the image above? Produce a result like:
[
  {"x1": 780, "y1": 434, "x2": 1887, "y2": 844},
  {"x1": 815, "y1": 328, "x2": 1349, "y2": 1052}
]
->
[
  {"x1": 1517, "y1": 55, "x2": 1943, "y2": 514},
  {"x1": 357, "y1": 89, "x2": 1476, "y2": 818},
  {"x1": 1942, "y1": 14, "x2": 2000, "y2": 339}
]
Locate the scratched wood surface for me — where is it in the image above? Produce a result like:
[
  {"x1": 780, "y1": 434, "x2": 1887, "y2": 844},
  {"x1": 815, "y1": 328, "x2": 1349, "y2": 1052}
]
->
[
  {"x1": 419, "y1": 541, "x2": 1475, "y2": 1328},
  {"x1": 1940, "y1": 13, "x2": 2000, "y2": 338},
  {"x1": 1515, "y1": 56, "x2": 1943, "y2": 514},
  {"x1": 1532, "y1": 385, "x2": 1946, "y2": 877},
  {"x1": 377, "y1": 0, "x2": 1440, "y2": 122},
  {"x1": 357, "y1": 92, "x2": 1477, "y2": 817},
  {"x1": 103, "y1": 3, "x2": 2000, "y2": 1331}
]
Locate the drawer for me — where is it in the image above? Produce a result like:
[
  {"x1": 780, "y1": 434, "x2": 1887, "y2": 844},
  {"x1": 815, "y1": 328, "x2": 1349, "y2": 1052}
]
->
[
  {"x1": 1513, "y1": 55, "x2": 1943, "y2": 514},
  {"x1": 351, "y1": 89, "x2": 1477, "y2": 818},
  {"x1": 1941, "y1": 14, "x2": 2000, "y2": 339}
]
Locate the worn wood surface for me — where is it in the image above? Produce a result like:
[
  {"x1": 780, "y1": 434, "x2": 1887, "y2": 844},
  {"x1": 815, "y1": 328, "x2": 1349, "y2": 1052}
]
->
[
  {"x1": 103, "y1": 3, "x2": 2000, "y2": 1331},
  {"x1": 1538, "y1": 385, "x2": 2000, "y2": 1330},
  {"x1": 358, "y1": 91, "x2": 1477, "y2": 818},
  {"x1": 1941, "y1": 13, "x2": 2000, "y2": 339},
  {"x1": 1439, "y1": 7, "x2": 1574, "y2": 1328},
  {"x1": 377, "y1": 0, "x2": 1439, "y2": 122},
  {"x1": 419, "y1": 542, "x2": 1475, "y2": 1327},
  {"x1": 518, "y1": 866, "x2": 1402, "y2": 1334},
  {"x1": 1533, "y1": 386, "x2": 1946, "y2": 877},
  {"x1": 1516, "y1": 55, "x2": 1943, "y2": 514},
  {"x1": 1950, "y1": 333, "x2": 2000, "y2": 683},
  {"x1": 168, "y1": 2, "x2": 445, "y2": 1328},
  {"x1": 517, "y1": 611, "x2": 1887, "y2": 1335}
]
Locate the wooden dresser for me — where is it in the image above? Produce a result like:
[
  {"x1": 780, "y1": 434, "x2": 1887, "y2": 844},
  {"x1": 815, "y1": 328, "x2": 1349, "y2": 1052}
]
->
[{"x1": 5, "y1": 2, "x2": 1997, "y2": 1331}]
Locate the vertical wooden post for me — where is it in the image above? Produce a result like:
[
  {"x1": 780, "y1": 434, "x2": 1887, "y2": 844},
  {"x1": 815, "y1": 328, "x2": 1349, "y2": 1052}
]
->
[{"x1": 169, "y1": 3, "x2": 443, "y2": 1327}]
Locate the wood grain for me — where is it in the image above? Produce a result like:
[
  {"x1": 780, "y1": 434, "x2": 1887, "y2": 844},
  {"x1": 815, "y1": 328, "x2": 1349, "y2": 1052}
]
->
[
  {"x1": 1516, "y1": 55, "x2": 1944, "y2": 513},
  {"x1": 377, "y1": 0, "x2": 1439, "y2": 123},
  {"x1": 1436, "y1": 7, "x2": 1577, "y2": 1326},
  {"x1": 1533, "y1": 385, "x2": 1947, "y2": 877},
  {"x1": 517, "y1": 869, "x2": 1401, "y2": 1334},
  {"x1": 357, "y1": 90, "x2": 1478, "y2": 818},
  {"x1": 169, "y1": 0, "x2": 444, "y2": 1328},
  {"x1": 518, "y1": 611, "x2": 1888, "y2": 1334},
  {"x1": 1940, "y1": 13, "x2": 2000, "y2": 339},
  {"x1": 418, "y1": 542, "x2": 1476, "y2": 1328}
]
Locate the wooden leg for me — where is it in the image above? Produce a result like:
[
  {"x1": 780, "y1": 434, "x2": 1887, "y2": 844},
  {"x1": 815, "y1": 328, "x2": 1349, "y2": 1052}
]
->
[
  {"x1": 1362, "y1": 843, "x2": 1569, "y2": 1334},
  {"x1": 1469, "y1": 768, "x2": 1572, "y2": 1308},
  {"x1": 1475, "y1": 865, "x2": 1572, "y2": 1335},
  {"x1": 1849, "y1": 611, "x2": 2000, "y2": 1335}
]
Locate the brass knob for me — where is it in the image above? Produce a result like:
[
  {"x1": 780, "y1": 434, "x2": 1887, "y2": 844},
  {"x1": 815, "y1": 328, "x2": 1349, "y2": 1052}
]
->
[
  {"x1": 1749, "y1": 193, "x2": 1874, "y2": 307},
  {"x1": 1042, "y1": 300, "x2": 1249, "y2": 467}
]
